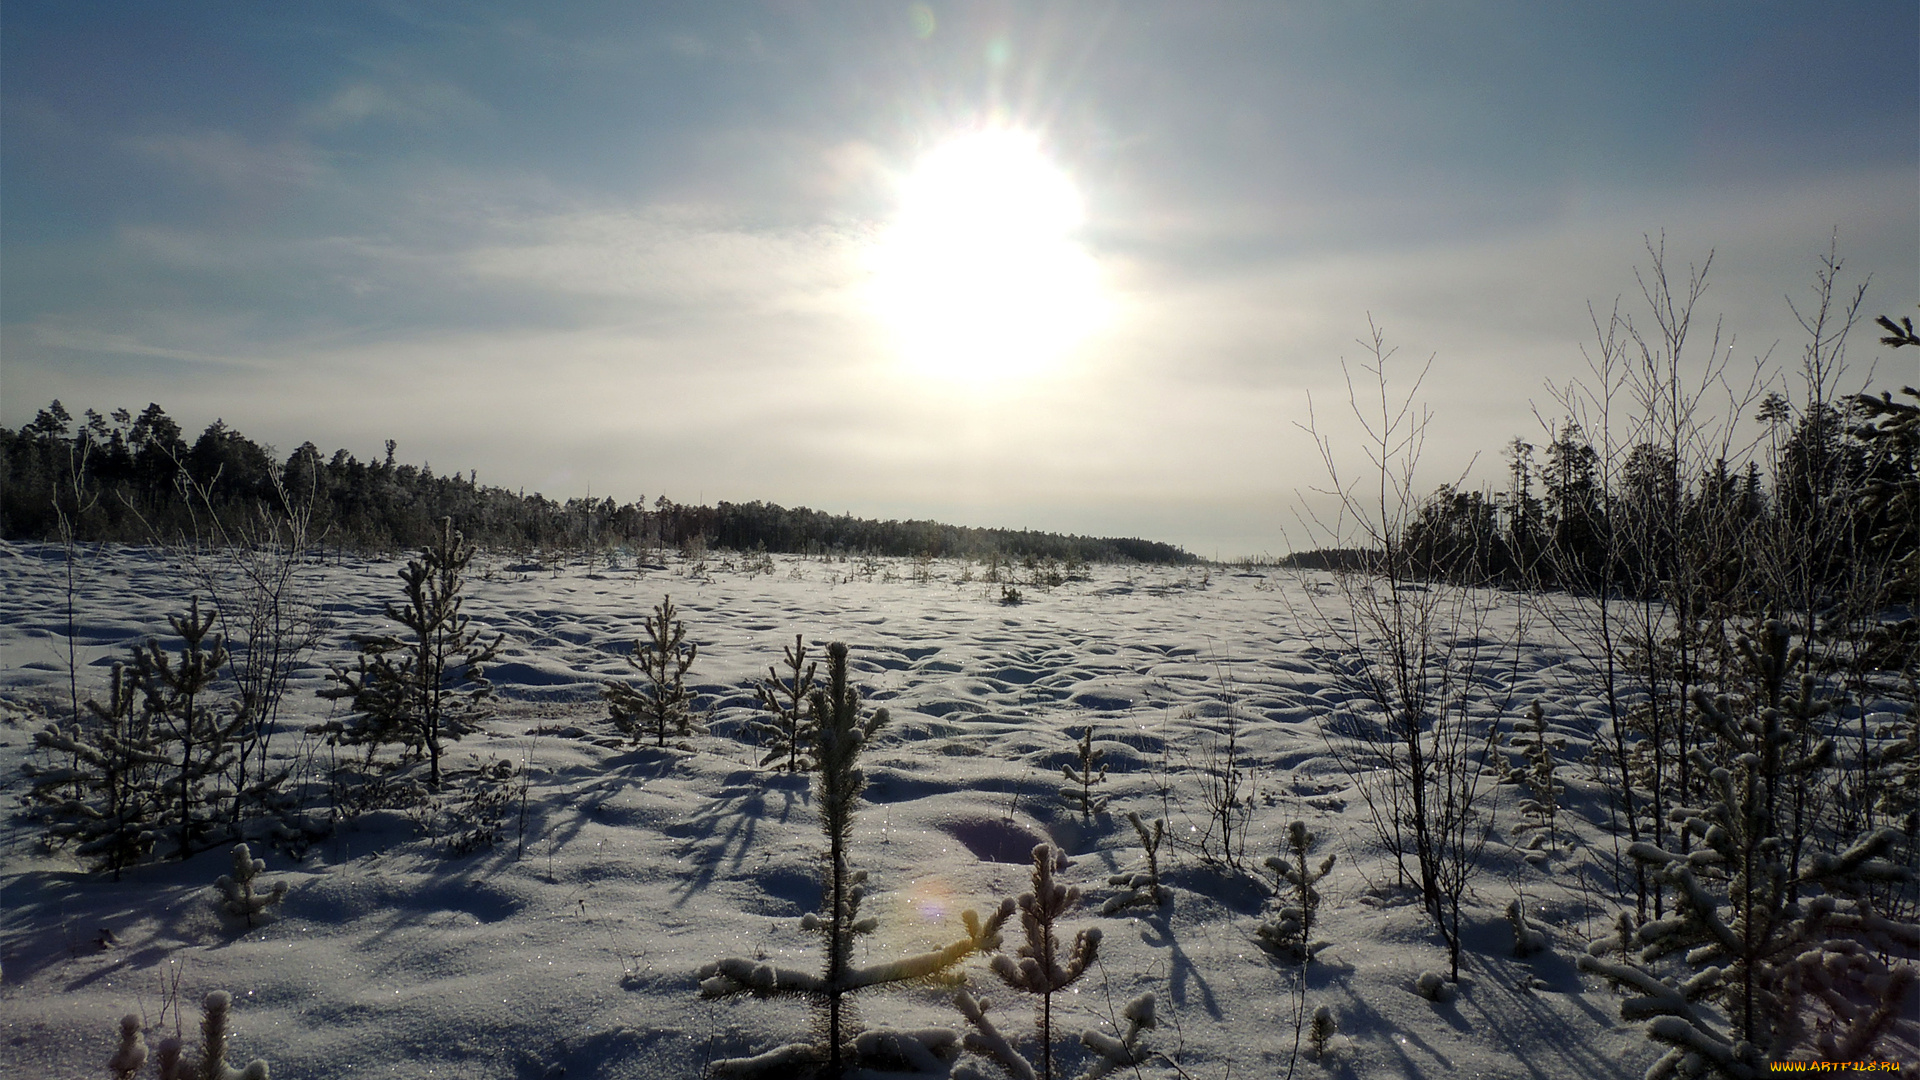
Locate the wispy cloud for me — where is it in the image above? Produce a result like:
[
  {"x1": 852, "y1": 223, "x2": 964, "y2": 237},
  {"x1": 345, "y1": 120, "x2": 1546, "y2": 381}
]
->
[{"x1": 120, "y1": 130, "x2": 324, "y2": 196}]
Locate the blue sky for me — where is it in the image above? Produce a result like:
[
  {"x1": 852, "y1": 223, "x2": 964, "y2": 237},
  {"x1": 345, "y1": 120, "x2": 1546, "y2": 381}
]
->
[{"x1": 4, "y1": 2, "x2": 1914, "y2": 557}]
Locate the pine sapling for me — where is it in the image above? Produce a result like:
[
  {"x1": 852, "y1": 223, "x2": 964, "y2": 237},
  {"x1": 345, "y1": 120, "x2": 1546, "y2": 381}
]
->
[
  {"x1": 123, "y1": 990, "x2": 271, "y2": 1080},
  {"x1": 1256, "y1": 821, "x2": 1334, "y2": 963},
  {"x1": 137, "y1": 598, "x2": 246, "y2": 860},
  {"x1": 1102, "y1": 812, "x2": 1169, "y2": 915},
  {"x1": 605, "y1": 595, "x2": 700, "y2": 748},
  {"x1": 1079, "y1": 993, "x2": 1155, "y2": 1079},
  {"x1": 698, "y1": 642, "x2": 1013, "y2": 1078},
  {"x1": 319, "y1": 519, "x2": 501, "y2": 791},
  {"x1": 1579, "y1": 624, "x2": 1920, "y2": 1074},
  {"x1": 752, "y1": 634, "x2": 817, "y2": 771},
  {"x1": 1059, "y1": 725, "x2": 1109, "y2": 820},
  {"x1": 215, "y1": 842, "x2": 287, "y2": 928},
  {"x1": 1503, "y1": 701, "x2": 1566, "y2": 859},
  {"x1": 24, "y1": 661, "x2": 167, "y2": 876},
  {"x1": 958, "y1": 844, "x2": 1103, "y2": 1080}
]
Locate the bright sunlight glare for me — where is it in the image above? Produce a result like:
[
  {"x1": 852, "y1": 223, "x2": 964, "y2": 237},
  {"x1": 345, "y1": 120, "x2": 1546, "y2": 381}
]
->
[{"x1": 869, "y1": 130, "x2": 1106, "y2": 382}]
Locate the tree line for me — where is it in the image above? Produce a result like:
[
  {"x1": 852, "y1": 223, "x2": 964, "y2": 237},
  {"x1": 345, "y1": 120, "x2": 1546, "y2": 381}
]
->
[{"x1": 0, "y1": 401, "x2": 1195, "y2": 564}]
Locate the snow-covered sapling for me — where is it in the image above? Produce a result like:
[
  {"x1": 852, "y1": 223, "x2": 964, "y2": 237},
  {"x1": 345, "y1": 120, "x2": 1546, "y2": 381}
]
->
[
  {"x1": 957, "y1": 844, "x2": 1104, "y2": 1080},
  {"x1": 443, "y1": 754, "x2": 517, "y2": 856},
  {"x1": 1102, "y1": 812, "x2": 1169, "y2": 916},
  {"x1": 110, "y1": 1013, "x2": 147, "y2": 1078},
  {"x1": 1255, "y1": 821, "x2": 1334, "y2": 963},
  {"x1": 215, "y1": 842, "x2": 287, "y2": 928},
  {"x1": 1580, "y1": 621, "x2": 1920, "y2": 1074},
  {"x1": 115, "y1": 990, "x2": 270, "y2": 1080},
  {"x1": 1503, "y1": 701, "x2": 1566, "y2": 859},
  {"x1": 751, "y1": 633, "x2": 816, "y2": 771},
  {"x1": 604, "y1": 594, "x2": 700, "y2": 747},
  {"x1": 1079, "y1": 993, "x2": 1154, "y2": 1079},
  {"x1": 697, "y1": 641, "x2": 1013, "y2": 1078},
  {"x1": 1308, "y1": 1005, "x2": 1337, "y2": 1059},
  {"x1": 1505, "y1": 898, "x2": 1548, "y2": 958},
  {"x1": 139, "y1": 598, "x2": 250, "y2": 860},
  {"x1": 1414, "y1": 970, "x2": 1454, "y2": 1003},
  {"x1": 319, "y1": 519, "x2": 502, "y2": 791},
  {"x1": 1059, "y1": 725, "x2": 1109, "y2": 820},
  {"x1": 24, "y1": 661, "x2": 166, "y2": 876}
]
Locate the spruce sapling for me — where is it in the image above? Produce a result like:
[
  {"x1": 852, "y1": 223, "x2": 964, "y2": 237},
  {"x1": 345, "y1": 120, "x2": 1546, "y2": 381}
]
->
[
  {"x1": 1059, "y1": 725, "x2": 1109, "y2": 820},
  {"x1": 697, "y1": 641, "x2": 1013, "y2": 1078},
  {"x1": 215, "y1": 842, "x2": 287, "y2": 928},
  {"x1": 1503, "y1": 701, "x2": 1566, "y2": 859},
  {"x1": 319, "y1": 519, "x2": 501, "y2": 791},
  {"x1": 751, "y1": 634, "x2": 817, "y2": 771},
  {"x1": 1256, "y1": 821, "x2": 1334, "y2": 963},
  {"x1": 1102, "y1": 812, "x2": 1169, "y2": 915},
  {"x1": 958, "y1": 844, "x2": 1103, "y2": 1080},
  {"x1": 605, "y1": 595, "x2": 700, "y2": 748}
]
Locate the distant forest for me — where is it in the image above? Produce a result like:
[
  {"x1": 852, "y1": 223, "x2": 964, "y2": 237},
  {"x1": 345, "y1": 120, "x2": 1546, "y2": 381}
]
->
[{"x1": 0, "y1": 401, "x2": 1196, "y2": 564}]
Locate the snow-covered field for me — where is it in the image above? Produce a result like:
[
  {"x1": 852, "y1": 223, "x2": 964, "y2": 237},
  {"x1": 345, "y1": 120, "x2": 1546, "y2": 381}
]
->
[{"x1": 0, "y1": 541, "x2": 1907, "y2": 1078}]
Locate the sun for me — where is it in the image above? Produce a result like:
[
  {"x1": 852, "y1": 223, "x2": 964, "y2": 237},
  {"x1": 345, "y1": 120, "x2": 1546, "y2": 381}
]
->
[{"x1": 869, "y1": 129, "x2": 1106, "y2": 382}]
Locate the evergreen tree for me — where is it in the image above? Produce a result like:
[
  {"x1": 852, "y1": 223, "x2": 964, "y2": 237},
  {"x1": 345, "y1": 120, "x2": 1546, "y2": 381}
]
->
[
  {"x1": 698, "y1": 642, "x2": 1012, "y2": 1078},
  {"x1": 137, "y1": 599, "x2": 246, "y2": 860},
  {"x1": 215, "y1": 842, "x2": 288, "y2": 928},
  {"x1": 956, "y1": 844, "x2": 1104, "y2": 1080},
  {"x1": 1256, "y1": 821, "x2": 1335, "y2": 963},
  {"x1": 751, "y1": 633, "x2": 816, "y2": 770},
  {"x1": 319, "y1": 519, "x2": 501, "y2": 791},
  {"x1": 23, "y1": 662, "x2": 168, "y2": 876},
  {"x1": 1579, "y1": 623, "x2": 1919, "y2": 1076},
  {"x1": 604, "y1": 595, "x2": 700, "y2": 748},
  {"x1": 1503, "y1": 701, "x2": 1567, "y2": 859},
  {"x1": 1101, "y1": 812, "x2": 1169, "y2": 916}
]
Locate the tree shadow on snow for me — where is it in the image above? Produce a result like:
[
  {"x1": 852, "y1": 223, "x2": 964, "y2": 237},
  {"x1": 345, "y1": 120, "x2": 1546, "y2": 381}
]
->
[{"x1": 664, "y1": 775, "x2": 809, "y2": 908}]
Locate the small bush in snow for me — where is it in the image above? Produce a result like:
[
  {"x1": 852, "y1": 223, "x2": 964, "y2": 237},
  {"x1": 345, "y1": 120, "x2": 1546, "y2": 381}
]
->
[
  {"x1": 1256, "y1": 820, "x2": 1335, "y2": 963},
  {"x1": 1414, "y1": 970, "x2": 1454, "y2": 1003},
  {"x1": 319, "y1": 518, "x2": 502, "y2": 791},
  {"x1": 24, "y1": 662, "x2": 166, "y2": 876},
  {"x1": 1102, "y1": 812, "x2": 1169, "y2": 916},
  {"x1": 1505, "y1": 898, "x2": 1548, "y2": 958},
  {"x1": 215, "y1": 842, "x2": 287, "y2": 928},
  {"x1": 111, "y1": 990, "x2": 269, "y2": 1080},
  {"x1": 1502, "y1": 701, "x2": 1566, "y2": 860},
  {"x1": 1579, "y1": 622, "x2": 1920, "y2": 1077},
  {"x1": 1059, "y1": 725, "x2": 1109, "y2": 820},
  {"x1": 1308, "y1": 1005, "x2": 1337, "y2": 1059}
]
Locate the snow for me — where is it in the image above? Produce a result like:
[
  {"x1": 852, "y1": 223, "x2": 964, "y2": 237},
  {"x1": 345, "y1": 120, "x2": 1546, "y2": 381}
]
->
[{"x1": 0, "y1": 540, "x2": 1911, "y2": 1077}]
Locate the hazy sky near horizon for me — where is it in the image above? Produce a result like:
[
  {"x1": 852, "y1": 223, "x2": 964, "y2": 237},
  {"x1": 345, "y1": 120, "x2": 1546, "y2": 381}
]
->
[{"x1": 4, "y1": 2, "x2": 1915, "y2": 558}]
